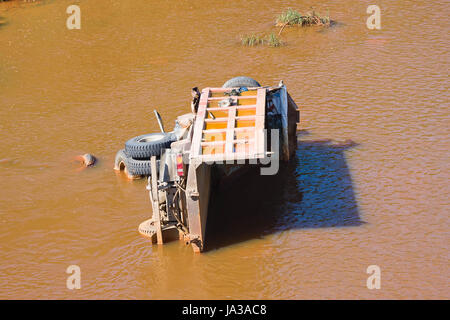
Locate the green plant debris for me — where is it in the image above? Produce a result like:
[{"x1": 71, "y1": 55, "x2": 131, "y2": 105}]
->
[
  {"x1": 267, "y1": 33, "x2": 282, "y2": 47},
  {"x1": 240, "y1": 8, "x2": 332, "y2": 47},
  {"x1": 276, "y1": 8, "x2": 331, "y2": 27},
  {"x1": 240, "y1": 33, "x2": 283, "y2": 47},
  {"x1": 240, "y1": 34, "x2": 265, "y2": 46}
]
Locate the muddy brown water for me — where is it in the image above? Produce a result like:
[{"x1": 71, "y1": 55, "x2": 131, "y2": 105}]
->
[{"x1": 0, "y1": 0, "x2": 448, "y2": 299}]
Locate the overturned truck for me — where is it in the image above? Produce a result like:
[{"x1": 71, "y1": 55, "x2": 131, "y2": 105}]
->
[{"x1": 115, "y1": 77, "x2": 299, "y2": 252}]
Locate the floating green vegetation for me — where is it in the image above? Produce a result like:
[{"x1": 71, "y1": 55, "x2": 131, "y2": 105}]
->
[
  {"x1": 240, "y1": 8, "x2": 332, "y2": 48},
  {"x1": 276, "y1": 8, "x2": 331, "y2": 28},
  {"x1": 267, "y1": 32, "x2": 282, "y2": 47},
  {"x1": 240, "y1": 33, "x2": 283, "y2": 47},
  {"x1": 0, "y1": 16, "x2": 7, "y2": 29},
  {"x1": 240, "y1": 33, "x2": 265, "y2": 46}
]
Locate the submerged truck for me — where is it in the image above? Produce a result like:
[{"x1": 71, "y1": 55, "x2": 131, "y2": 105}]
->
[{"x1": 114, "y1": 77, "x2": 299, "y2": 252}]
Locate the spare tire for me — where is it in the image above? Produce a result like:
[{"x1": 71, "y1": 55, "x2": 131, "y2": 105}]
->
[
  {"x1": 125, "y1": 132, "x2": 176, "y2": 159},
  {"x1": 222, "y1": 76, "x2": 261, "y2": 88},
  {"x1": 126, "y1": 157, "x2": 160, "y2": 176},
  {"x1": 114, "y1": 149, "x2": 129, "y2": 171},
  {"x1": 114, "y1": 149, "x2": 159, "y2": 176}
]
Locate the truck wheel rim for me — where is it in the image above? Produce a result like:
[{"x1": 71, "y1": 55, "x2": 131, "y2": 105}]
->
[{"x1": 138, "y1": 134, "x2": 165, "y2": 143}]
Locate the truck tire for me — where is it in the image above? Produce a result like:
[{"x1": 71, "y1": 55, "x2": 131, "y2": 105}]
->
[
  {"x1": 114, "y1": 149, "x2": 129, "y2": 171},
  {"x1": 114, "y1": 149, "x2": 160, "y2": 176},
  {"x1": 126, "y1": 157, "x2": 160, "y2": 176},
  {"x1": 125, "y1": 132, "x2": 176, "y2": 159},
  {"x1": 222, "y1": 76, "x2": 261, "y2": 88}
]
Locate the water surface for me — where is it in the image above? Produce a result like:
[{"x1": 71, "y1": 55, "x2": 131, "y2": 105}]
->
[{"x1": 0, "y1": 0, "x2": 448, "y2": 299}]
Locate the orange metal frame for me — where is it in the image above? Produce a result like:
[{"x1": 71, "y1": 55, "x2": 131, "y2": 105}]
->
[{"x1": 190, "y1": 87, "x2": 267, "y2": 163}]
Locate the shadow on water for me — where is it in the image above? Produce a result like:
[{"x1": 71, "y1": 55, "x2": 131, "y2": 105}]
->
[{"x1": 204, "y1": 138, "x2": 364, "y2": 251}]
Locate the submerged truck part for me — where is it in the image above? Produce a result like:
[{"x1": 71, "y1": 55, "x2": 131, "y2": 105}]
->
[
  {"x1": 154, "y1": 109, "x2": 165, "y2": 133},
  {"x1": 125, "y1": 132, "x2": 176, "y2": 159},
  {"x1": 139, "y1": 79, "x2": 299, "y2": 252}
]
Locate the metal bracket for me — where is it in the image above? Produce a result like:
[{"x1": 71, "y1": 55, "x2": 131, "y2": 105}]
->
[{"x1": 188, "y1": 189, "x2": 199, "y2": 198}]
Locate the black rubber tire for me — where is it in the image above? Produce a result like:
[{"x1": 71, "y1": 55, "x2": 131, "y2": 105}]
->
[
  {"x1": 222, "y1": 76, "x2": 261, "y2": 88},
  {"x1": 114, "y1": 149, "x2": 160, "y2": 176},
  {"x1": 125, "y1": 132, "x2": 176, "y2": 159},
  {"x1": 126, "y1": 157, "x2": 160, "y2": 176},
  {"x1": 114, "y1": 149, "x2": 129, "y2": 171}
]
